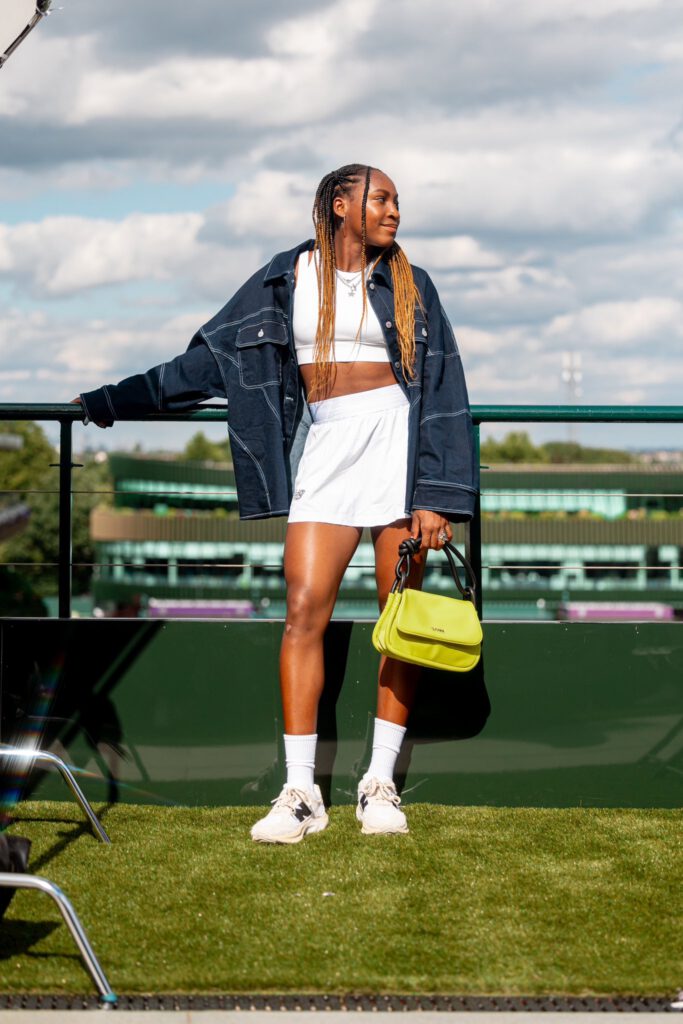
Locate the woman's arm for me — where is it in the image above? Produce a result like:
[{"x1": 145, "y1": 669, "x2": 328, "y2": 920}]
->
[
  {"x1": 78, "y1": 336, "x2": 225, "y2": 427},
  {"x1": 411, "y1": 273, "x2": 479, "y2": 522}
]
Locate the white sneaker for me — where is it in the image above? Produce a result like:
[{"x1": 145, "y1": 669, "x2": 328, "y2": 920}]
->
[
  {"x1": 356, "y1": 776, "x2": 409, "y2": 835},
  {"x1": 250, "y1": 784, "x2": 329, "y2": 844}
]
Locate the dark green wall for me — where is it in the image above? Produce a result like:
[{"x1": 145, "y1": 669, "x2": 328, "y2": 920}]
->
[{"x1": 1, "y1": 620, "x2": 681, "y2": 809}]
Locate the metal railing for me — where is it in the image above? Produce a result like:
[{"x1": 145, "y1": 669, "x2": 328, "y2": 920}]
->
[{"x1": 1, "y1": 402, "x2": 683, "y2": 618}]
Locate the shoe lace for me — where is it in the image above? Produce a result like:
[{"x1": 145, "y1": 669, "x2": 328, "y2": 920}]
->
[
  {"x1": 364, "y1": 778, "x2": 401, "y2": 807},
  {"x1": 271, "y1": 785, "x2": 311, "y2": 812}
]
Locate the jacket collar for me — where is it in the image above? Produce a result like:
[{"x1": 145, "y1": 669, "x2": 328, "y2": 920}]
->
[
  {"x1": 263, "y1": 239, "x2": 393, "y2": 286},
  {"x1": 369, "y1": 253, "x2": 392, "y2": 284},
  {"x1": 263, "y1": 240, "x2": 314, "y2": 283}
]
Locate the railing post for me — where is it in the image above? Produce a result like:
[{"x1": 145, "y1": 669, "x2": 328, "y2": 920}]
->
[
  {"x1": 58, "y1": 418, "x2": 73, "y2": 618},
  {"x1": 467, "y1": 422, "x2": 483, "y2": 619}
]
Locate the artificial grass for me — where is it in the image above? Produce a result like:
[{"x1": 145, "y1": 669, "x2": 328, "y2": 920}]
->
[{"x1": 0, "y1": 801, "x2": 680, "y2": 996}]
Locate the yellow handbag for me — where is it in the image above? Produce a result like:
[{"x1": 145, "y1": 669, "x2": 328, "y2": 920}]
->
[{"x1": 372, "y1": 538, "x2": 482, "y2": 672}]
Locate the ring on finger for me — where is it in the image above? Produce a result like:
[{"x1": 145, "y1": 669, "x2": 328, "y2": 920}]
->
[{"x1": 438, "y1": 530, "x2": 448, "y2": 543}]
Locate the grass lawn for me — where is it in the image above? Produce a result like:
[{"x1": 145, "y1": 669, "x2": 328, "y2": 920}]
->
[{"x1": 0, "y1": 801, "x2": 681, "y2": 996}]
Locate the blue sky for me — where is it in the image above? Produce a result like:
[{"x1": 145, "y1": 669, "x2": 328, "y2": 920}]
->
[{"x1": 1, "y1": 0, "x2": 682, "y2": 453}]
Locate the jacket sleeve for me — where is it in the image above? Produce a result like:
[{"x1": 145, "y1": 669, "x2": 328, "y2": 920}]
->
[
  {"x1": 411, "y1": 274, "x2": 479, "y2": 521},
  {"x1": 79, "y1": 335, "x2": 225, "y2": 425}
]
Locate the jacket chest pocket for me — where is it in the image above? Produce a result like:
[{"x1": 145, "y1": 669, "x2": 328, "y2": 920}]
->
[
  {"x1": 236, "y1": 320, "x2": 289, "y2": 389},
  {"x1": 414, "y1": 315, "x2": 430, "y2": 368}
]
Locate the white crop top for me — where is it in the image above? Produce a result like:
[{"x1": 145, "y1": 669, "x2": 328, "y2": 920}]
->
[{"x1": 292, "y1": 251, "x2": 389, "y2": 365}]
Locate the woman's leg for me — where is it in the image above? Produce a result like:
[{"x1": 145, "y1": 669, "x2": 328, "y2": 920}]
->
[
  {"x1": 371, "y1": 518, "x2": 427, "y2": 726},
  {"x1": 251, "y1": 520, "x2": 362, "y2": 844},
  {"x1": 280, "y1": 521, "x2": 362, "y2": 733},
  {"x1": 355, "y1": 519, "x2": 427, "y2": 835}
]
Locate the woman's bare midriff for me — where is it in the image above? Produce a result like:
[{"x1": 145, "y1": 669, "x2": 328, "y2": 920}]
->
[{"x1": 299, "y1": 361, "x2": 397, "y2": 402}]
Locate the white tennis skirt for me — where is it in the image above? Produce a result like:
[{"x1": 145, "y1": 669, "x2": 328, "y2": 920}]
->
[{"x1": 288, "y1": 384, "x2": 410, "y2": 528}]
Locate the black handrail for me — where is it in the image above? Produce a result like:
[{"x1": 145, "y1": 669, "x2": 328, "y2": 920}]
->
[{"x1": 1, "y1": 403, "x2": 682, "y2": 618}]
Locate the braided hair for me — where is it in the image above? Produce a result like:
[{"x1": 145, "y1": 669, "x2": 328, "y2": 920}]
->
[{"x1": 310, "y1": 163, "x2": 422, "y2": 400}]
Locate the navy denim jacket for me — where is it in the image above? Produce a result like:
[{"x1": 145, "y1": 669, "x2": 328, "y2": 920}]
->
[{"x1": 81, "y1": 240, "x2": 479, "y2": 522}]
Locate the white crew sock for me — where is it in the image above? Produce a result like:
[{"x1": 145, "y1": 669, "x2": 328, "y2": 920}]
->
[
  {"x1": 364, "y1": 718, "x2": 407, "y2": 783},
  {"x1": 284, "y1": 733, "x2": 317, "y2": 792}
]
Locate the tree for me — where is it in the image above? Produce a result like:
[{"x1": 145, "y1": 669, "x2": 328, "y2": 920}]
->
[
  {"x1": 481, "y1": 431, "x2": 548, "y2": 464},
  {"x1": 181, "y1": 431, "x2": 232, "y2": 464},
  {"x1": 0, "y1": 421, "x2": 55, "y2": 494},
  {"x1": 0, "y1": 422, "x2": 57, "y2": 610},
  {"x1": 480, "y1": 430, "x2": 637, "y2": 464},
  {"x1": 0, "y1": 423, "x2": 113, "y2": 597},
  {"x1": 542, "y1": 441, "x2": 636, "y2": 464}
]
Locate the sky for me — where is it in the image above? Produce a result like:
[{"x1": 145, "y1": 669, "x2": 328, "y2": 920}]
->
[{"x1": 1, "y1": 0, "x2": 682, "y2": 453}]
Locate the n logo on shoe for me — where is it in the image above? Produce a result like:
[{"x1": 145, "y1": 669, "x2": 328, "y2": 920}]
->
[
  {"x1": 293, "y1": 801, "x2": 311, "y2": 822},
  {"x1": 360, "y1": 794, "x2": 368, "y2": 811}
]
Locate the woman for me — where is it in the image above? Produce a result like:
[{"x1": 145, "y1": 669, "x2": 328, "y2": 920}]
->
[{"x1": 77, "y1": 163, "x2": 479, "y2": 843}]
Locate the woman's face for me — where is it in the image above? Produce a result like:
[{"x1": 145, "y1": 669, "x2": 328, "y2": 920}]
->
[{"x1": 334, "y1": 169, "x2": 400, "y2": 249}]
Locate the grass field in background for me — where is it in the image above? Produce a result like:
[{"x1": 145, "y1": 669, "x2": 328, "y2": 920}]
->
[{"x1": 0, "y1": 801, "x2": 681, "y2": 996}]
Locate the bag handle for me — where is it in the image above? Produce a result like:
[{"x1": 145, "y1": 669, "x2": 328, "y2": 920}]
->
[{"x1": 391, "y1": 536, "x2": 477, "y2": 602}]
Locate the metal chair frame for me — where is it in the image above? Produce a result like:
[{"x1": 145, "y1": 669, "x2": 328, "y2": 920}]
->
[
  {"x1": 0, "y1": 871, "x2": 116, "y2": 1004},
  {"x1": 0, "y1": 747, "x2": 111, "y2": 844}
]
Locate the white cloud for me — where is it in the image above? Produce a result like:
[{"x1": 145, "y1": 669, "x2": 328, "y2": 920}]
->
[
  {"x1": 267, "y1": 0, "x2": 378, "y2": 58},
  {"x1": 1, "y1": 0, "x2": 682, "y2": 441},
  {"x1": 0, "y1": 308, "x2": 205, "y2": 399},
  {"x1": 0, "y1": 31, "x2": 94, "y2": 119},
  {"x1": 65, "y1": 51, "x2": 379, "y2": 130},
  {"x1": 546, "y1": 298, "x2": 683, "y2": 348},
  {"x1": 0, "y1": 211, "x2": 270, "y2": 301},
  {"x1": 0, "y1": 212, "x2": 203, "y2": 294},
  {"x1": 443, "y1": 264, "x2": 575, "y2": 320},
  {"x1": 456, "y1": 326, "x2": 512, "y2": 357},
  {"x1": 211, "y1": 171, "x2": 313, "y2": 240},
  {"x1": 403, "y1": 236, "x2": 502, "y2": 272}
]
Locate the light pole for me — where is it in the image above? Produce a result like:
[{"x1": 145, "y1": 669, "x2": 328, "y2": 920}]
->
[{"x1": 561, "y1": 351, "x2": 583, "y2": 444}]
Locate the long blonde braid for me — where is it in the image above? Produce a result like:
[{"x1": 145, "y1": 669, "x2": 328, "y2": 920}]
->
[{"x1": 310, "y1": 164, "x2": 422, "y2": 399}]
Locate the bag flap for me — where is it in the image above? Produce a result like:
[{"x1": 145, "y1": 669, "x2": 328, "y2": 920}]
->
[{"x1": 395, "y1": 588, "x2": 482, "y2": 646}]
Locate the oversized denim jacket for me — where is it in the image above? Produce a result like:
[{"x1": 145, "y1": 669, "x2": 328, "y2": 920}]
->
[{"x1": 81, "y1": 240, "x2": 479, "y2": 522}]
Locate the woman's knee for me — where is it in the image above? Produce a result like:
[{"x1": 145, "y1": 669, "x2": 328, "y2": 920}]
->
[{"x1": 284, "y1": 583, "x2": 331, "y2": 637}]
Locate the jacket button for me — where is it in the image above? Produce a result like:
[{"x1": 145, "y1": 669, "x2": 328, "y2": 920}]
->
[
  {"x1": 257, "y1": 328, "x2": 264, "y2": 338},
  {"x1": 369, "y1": 282, "x2": 375, "y2": 290},
  {"x1": 385, "y1": 320, "x2": 392, "y2": 329},
  {"x1": 422, "y1": 327, "x2": 428, "y2": 336},
  {"x1": 394, "y1": 360, "x2": 401, "y2": 368}
]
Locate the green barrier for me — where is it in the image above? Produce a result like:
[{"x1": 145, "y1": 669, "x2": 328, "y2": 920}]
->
[{"x1": 1, "y1": 619, "x2": 681, "y2": 809}]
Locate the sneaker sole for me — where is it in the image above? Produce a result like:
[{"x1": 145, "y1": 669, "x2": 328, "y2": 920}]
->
[
  {"x1": 251, "y1": 812, "x2": 329, "y2": 845},
  {"x1": 359, "y1": 820, "x2": 409, "y2": 835},
  {"x1": 356, "y1": 807, "x2": 409, "y2": 835}
]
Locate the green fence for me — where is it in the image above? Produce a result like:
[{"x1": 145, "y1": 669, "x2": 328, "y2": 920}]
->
[
  {"x1": 2, "y1": 401, "x2": 683, "y2": 616},
  {"x1": 1, "y1": 404, "x2": 682, "y2": 810},
  {"x1": 1, "y1": 617, "x2": 681, "y2": 809}
]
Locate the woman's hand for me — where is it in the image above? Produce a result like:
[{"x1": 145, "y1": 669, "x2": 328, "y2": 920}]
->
[
  {"x1": 70, "y1": 397, "x2": 111, "y2": 429},
  {"x1": 410, "y1": 509, "x2": 452, "y2": 550}
]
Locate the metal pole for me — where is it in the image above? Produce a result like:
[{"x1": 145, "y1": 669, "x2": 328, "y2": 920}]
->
[
  {"x1": 0, "y1": 873, "x2": 117, "y2": 1004},
  {"x1": 0, "y1": 748, "x2": 110, "y2": 844},
  {"x1": 58, "y1": 418, "x2": 73, "y2": 618},
  {"x1": 0, "y1": 3, "x2": 53, "y2": 69},
  {"x1": 467, "y1": 423, "x2": 483, "y2": 620}
]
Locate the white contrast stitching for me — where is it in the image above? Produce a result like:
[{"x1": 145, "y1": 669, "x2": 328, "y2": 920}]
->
[
  {"x1": 158, "y1": 363, "x2": 166, "y2": 411},
  {"x1": 79, "y1": 394, "x2": 92, "y2": 422},
  {"x1": 103, "y1": 387, "x2": 116, "y2": 419},
  {"x1": 416, "y1": 479, "x2": 478, "y2": 493},
  {"x1": 419, "y1": 408, "x2": 469, "y2": 426},
  {"x1": 203, "y1": 306, "x2": 288, "y2": 336},
  {"x1": 227, "y1": 425, "x2": 271, "y2": 514},
  {"x1": 411, "y1": 505, "x2": 472, "y2": 515}
]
